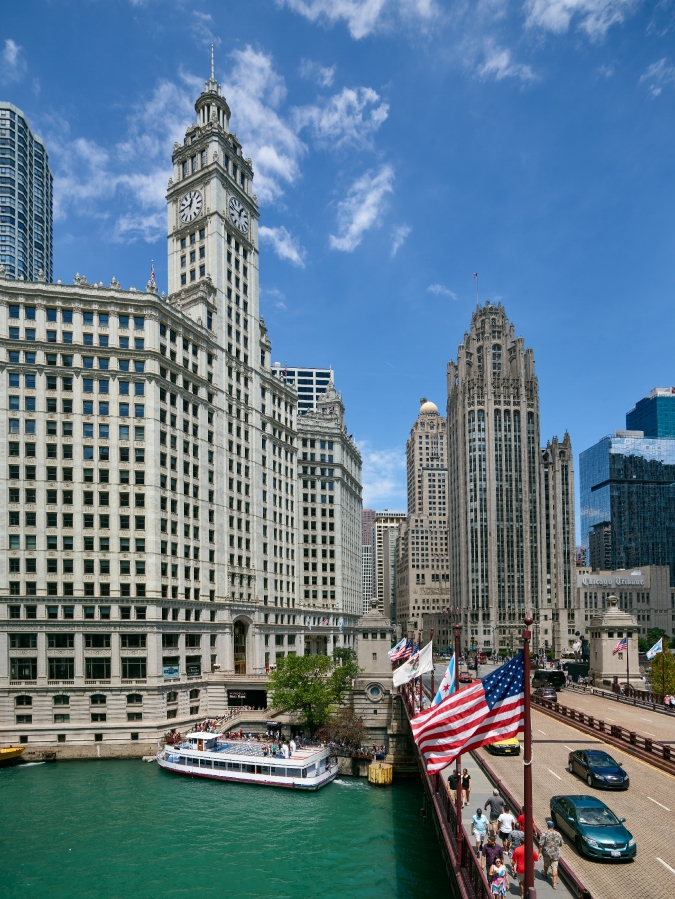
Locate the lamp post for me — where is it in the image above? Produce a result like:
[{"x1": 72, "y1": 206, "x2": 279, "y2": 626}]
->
[
  {"x1": 454, "y1": 623, "x2": 463, "y2": 848},
  {"x1": 522, "y1": 615, "x2": 535, "y2": 898}
]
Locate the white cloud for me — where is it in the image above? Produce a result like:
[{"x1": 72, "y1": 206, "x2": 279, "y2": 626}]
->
[
  {"x1": 294, "y1": 86, "x2": 389, "y2": 149},
  {"x1": 427, "y1": 283, "x2": 457, "y2": 298},
  {"x1": 277, "y1": 0, "x2": 440, "y2": 40},
  {"x1": 390, "y1": 224, "x2": 411, "y2": 257},
  {"x1": 329, "y1": 164, "x2": 395, "y2": 252},
  {"x1": 477, "y1": 41, "x2": 536, "y2": 82},
  {"x1": 1, "y1": 38, "x2": 26, "y2": 84},
  {"x1": 259, "y1": 225, "x2": 307, "y2": 266},
  {"x1": 524, "y1": 0, "x2": 639, "y2": 40},
  {"x1": 261, "y1": 286, "x2": 288, "y2": 310},
  {"x1": 299, "y1": 58, "x2": 336, "y2": 87},
  {"x1": 359, "y1": 443, "x2": 407, "y2": 508},
  {"x1": 640, "y1": 58, "x2": 675, "y2": 98}
]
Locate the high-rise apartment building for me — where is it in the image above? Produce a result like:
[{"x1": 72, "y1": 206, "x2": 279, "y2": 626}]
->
[
  {"x1": 580, "y1": 430, "x2": 675, "y2": 586},
  {"x1": 372, "y1": 511, "x2": 405, "y2": 620},
  {"x1": 362, "y1": 508, "x2": 377, "y2": 545},
  {"x1": 447, "y1": 303, "x2": 541, "y2": 654},
  {"x1": 271, "y1": 364, "x2": 333, "y2": 413},
  {"x1": 361, "y1": 509, "x2": 376, "y2": 614},
  {"x1": 626, "y1": 387, "x2": 675, "y2": 438},
  {"x1": 539, "y1": 434, "x2": 577, "y2": 656},
  {"x1": 0, "y1": 103, "x2": 53, "y2": 282},
  {"x1": 297, "y1": 383, "x2": 362, "y2": 641},
  {"x1": 395, "y1": 399, "x2": 449, "y2": 634},
  {"x1": 0, "y1": 62, "x2": 358, "y2": 751}
]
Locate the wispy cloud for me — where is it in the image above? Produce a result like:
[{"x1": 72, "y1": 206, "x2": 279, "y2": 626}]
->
[
  {"x1": 299, "y1": 58, "x2": 336, "y2": 87},
  {"x1": 329, "y1": 164, "x2": 395, "y2": 252},
  {"x1": 259, "y1": 225, "x2": 307, "y2": 266},
  {"x1": 390, "y1": 224, "x2": 411, "y2": 257},
  {"x1": 277, "y1": 0, "x2": 441, "y2": 39},
  {"x1": 359, "y1": 442, "x2": 407, "y2": 508},
  {"x1": 640, "y1": 57, "x2": 675, "y2": 97},
  {"x1": 476, "y1": 41, "x2": 537, "y2": 82},
  {"x1": 261, "y1": 286, "x2": 288, "y2": 310},
  {"x1": 1, "y1": 38, "x2": 26, "y2": 84},
  {"x1": 427, "y1": 283, "x2": 457, "y2": 298},
  {"x1": 293, "y1": 86, "x2": 388, "y2": 149},
  {"x1": 524, "y1": 0, "x2": 639, "y2": 40}
]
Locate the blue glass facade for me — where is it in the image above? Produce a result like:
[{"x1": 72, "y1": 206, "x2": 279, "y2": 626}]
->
[
  {"x1": 0, "y1": 102, "x2": 53, "y2": 281},
  {"x1": 626, "y1": 392, "x2": 675, "y2": 438},
  {"x1": 580, "y1": 435, "x2": 675, "y2": 585}
]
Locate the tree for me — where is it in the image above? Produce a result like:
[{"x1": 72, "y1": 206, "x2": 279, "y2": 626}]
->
[
  {"x1": 314, "y1": 708, "x2": 365, "y2": 749},
  {"x1": 267, "y1": 653, "x2": 360, "y2": 733},
  {"x1": 649, "y1": 636, "x2": 675, "y2": 696}
]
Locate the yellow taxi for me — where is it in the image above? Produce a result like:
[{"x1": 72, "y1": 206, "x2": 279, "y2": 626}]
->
[{"x1": 486, "y1": 737, "x2": 521, "y2": 756}]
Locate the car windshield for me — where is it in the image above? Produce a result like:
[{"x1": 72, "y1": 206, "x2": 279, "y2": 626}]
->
[
  {"x1": 588, "y1": 755, "x2": 619, "y2": 769},
  {"x1": 576, "y1": 807, "x2": 620, "y2": 827}
]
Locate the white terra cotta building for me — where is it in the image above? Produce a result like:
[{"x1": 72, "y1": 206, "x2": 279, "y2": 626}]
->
[{"x1": 588, "y1": 595, "x2": 640, "y2": 688}]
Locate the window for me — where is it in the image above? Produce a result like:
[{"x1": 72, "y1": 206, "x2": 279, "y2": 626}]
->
[
  {"x1": 85, "y1": 658, "x2": 111, "y2": 680},
  {"x1": 122, "y1": 658, "x2": 147, "y2": 679},
  {"x1": 48, "y1": 658, "x2": 75, "y2": 680}
]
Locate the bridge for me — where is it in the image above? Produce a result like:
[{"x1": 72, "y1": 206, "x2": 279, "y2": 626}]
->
[{"x1": 400, "y1": 674, "x2": 675, "y2": 899}]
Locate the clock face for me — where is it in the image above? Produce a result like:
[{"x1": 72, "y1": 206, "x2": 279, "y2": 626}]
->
[
  {"x1": 179, "y1": 190, "x2": 203, "y2": 223},
  {"x1": 229, "y1": 197, "x2": 249, "y2": 234}
]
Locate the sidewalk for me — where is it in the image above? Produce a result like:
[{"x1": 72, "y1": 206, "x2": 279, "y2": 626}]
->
[{"x1": 443, "y1": 755, "x2": 573, "y2": 898}]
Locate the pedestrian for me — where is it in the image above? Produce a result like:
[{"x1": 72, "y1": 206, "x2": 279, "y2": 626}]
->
[
  {"x1": 489, "y1": 858, "x2": 508, "y2": 898},
  {"x1": 471, "y1": 807, "x2": 489, "y2": 853},
  {"x1": 497, "y1": 804, "x2": 517, "y2": 854},
  {"x1": 509, "y1": 827, "x2": 525, "y2": 853},
  {"x1": 448, "y1": 770, "x2": 458, "y2": 803},
  {"x1": 511, "y1": 841, "x2": 539, "y2": 898},
  {"x1": 462, "y1": 768, "x2": 471, "y2": 807},
  {"x1": 482, "y1": 834, "x2": 504, "y2": 888},
  {"x1": 539, "y1": 819, "x2": 563, "y2": 889},
  {"x1": 484, "y1": 789, "x2": 505, "y2": 835}
]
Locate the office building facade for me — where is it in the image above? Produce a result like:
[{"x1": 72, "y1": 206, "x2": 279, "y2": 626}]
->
[
  {"x1": 576, "y1": 566, "x2": 674, "y2": 640},
  {"x1": 580, "y1": 431, "x2": 675, "y2": 586},
  {"x1": 0, "y1": 102, "x2": 53, "y2": 283},
  {"x1": 372, "y1": 511, "x2": 405, "y2": 620},
  {"x1": 271, "y1": 364, "x2": 333, "y2": 413},
  {"x1": 0, "y1": 64, "x2": 358, "y2": 751},
  {"x1": 447, "y1": 303, "x2": 541, "y2": 654},
  {"x1": 626, "y1": 387, "x2": 675, "y2": 438}
]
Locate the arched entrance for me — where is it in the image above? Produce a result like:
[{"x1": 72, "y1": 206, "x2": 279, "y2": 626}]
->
[{"x1": 233, "y1": 620, "x2": 247, "y2": 674}]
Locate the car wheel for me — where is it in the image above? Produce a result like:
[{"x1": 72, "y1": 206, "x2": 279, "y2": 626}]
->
[
  {"x1": 575, "y1": 837, "x2": 584, "y2": 856},
  {"x1": 568, "y1": 761, "x2": 575, "y2": 774},
  {"x1": 587, "y1": 774, "x2": 594, "y2": 787}
]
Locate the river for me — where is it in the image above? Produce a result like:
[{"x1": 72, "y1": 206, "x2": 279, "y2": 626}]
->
[{"x1": 0, "y1": 760, "x2": 448, "y2": 898}]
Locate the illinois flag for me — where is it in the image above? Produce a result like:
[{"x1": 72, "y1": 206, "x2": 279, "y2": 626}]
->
[
  {"x1": 392, "y1": 642, "x2": 434, "y2": 688},
  {"x1": 411, "y1": 653, "x2": 524, "y2": 772}
]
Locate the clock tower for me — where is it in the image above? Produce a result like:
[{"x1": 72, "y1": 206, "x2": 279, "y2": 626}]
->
[{"x1": 166, "y1": 47, "x2": 259, "y2": 346}]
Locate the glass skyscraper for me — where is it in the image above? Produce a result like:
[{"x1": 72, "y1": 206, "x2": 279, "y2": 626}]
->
[
  {"x1": 580, "y1": 433, "x2": 675, "y2": 585},
  {"x1": 626, "y1": 388, "x2": 675, "y2": 438},
  {"x1": 0, "y1": 102, "x2": 53, "y2": 281}
]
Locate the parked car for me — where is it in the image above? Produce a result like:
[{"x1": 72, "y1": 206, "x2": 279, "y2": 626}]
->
[
  {"x1": 486, "y1": 737, "x2": 521, "y2": 756},
  {"x1": 549, "y1": 795, "x2": 636, "y2": 860},
  {"x1": 567, "y1": 750, "x2": 629, "y2": 790},
  {"x1": 533, "y1": 686, "x2": 557, "y2": 701},
  {"x1": 458, "y1": 672, "x2": 473, "y2": 684}
]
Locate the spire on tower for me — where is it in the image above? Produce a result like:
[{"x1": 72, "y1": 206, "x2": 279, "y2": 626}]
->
[
  {"x1": 195, "y1": 43, "x2": 231, "y2": 130},
  {"x1": 211, "y1": 42, "x2": 215, "y2": 81}
]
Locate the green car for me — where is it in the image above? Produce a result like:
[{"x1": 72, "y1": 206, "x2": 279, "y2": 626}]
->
[{"x1": 549, "y1": 795, "x2": 636, "y2": 860}]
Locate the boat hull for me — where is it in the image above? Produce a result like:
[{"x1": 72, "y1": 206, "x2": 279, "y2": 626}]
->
[
  {"x1": 156, "y1": 753, "x2": 338, "y2": 791},
  {"x1": 0, "y1": 747, "x2": 25, "y2": 767}
]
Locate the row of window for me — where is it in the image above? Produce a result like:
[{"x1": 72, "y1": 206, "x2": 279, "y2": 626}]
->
[
  {"x1": 7, "y1": 603, "x2": 215, "y2": 621},
  {"x1": 10, "y1": 582, "x2": 149, "y2": 597},
  {"x1": 7, "y1": 329, "x2": 144, "y2": 349},
  {"x1": 9, "y1": 534, "x2": 148, "y2": 550},
  {"x1": 8, "y1": 308, "x2": 144, "y2": 328},
  {"x1": 9, "y1": 463, "x2": 146, "y2": 481},
  {"x1": 9, "y1": 373, "x2": 146, "y2": 392}
]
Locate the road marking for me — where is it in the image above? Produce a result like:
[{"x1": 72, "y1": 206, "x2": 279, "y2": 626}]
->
[
  {"x1": 657, "y1": 858, "x2": 675, "y2": 875},
  {"x1": 641, "y1": 717, "x2": 652, "y2": 722},
  {"x1": 563, "y1": 746, "x2": 574, "y2": 751},
  {"x1": 537, "y1": 729, "x2": 547, "y2": 735},
  {"x1": 644, "y1": 732, "x2": 657, "y2": 737},
  {"x1": 648, "y1": 797, "x2": 671, "y2": 811},
  {"x1": 547, "y1": 769, "x2": 562, "y2": 780}
]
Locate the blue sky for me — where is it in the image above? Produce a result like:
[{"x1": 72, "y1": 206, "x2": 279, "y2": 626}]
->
[{"x1": 2, "y1": 0, "x2": 675, "y2": 531}]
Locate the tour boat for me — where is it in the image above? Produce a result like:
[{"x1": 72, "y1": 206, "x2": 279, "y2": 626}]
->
[
  {"x1": 157, "y1": 732, "x2": 338, "y2": 790},
  {"x1": 0, "y1": 746, "x2": 25, "y2": 766}
]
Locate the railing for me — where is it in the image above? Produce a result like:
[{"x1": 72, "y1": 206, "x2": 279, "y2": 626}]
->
[
  {"x1": 566, "y1": 681, "x2": 675, "y2": 714},
  {"x1": 532, "y1": 694, "x2": 675, "y2": 773}
]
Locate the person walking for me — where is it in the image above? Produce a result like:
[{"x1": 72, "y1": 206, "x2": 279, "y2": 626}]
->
[
  {"x1": 448, "y1": 770, "x2": 458, "y2": 803},
  {"x1": 462, "y1": 768, "x2": 471, "y2": 807},
  {"x1": 484, "y1": 789, "x2": 505, "y2": 836},
  {"x1": 539, "y1": 819, "x2": 563, "y2": 889},
  {"x1": 511, "y1": 841, "x2": 539, "y2": 898},
  {"x1": 489, "y1": 857, "x2": 508, "y2": 898},
  {"x1": 471, "y1": 807, "x2": 489, "y2": 854},
  {"x1": 497, "y1": 804, "x2": 517, "y2": 854},
  {"x1": 481, "y1": 834, "x2": 504, "y2": 888}
]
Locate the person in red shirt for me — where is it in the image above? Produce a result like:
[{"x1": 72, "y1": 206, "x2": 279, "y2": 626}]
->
[
  {"x1": 510, "y1": 843, "x2": 540, "y2": 898},
  {"x1": 516, "y1": 812, "x2": 536, "y2": 832}
]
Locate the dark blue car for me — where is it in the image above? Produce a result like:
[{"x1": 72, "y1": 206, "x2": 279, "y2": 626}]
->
[
  {"x1": 567, "y1": 749, "x2": 629, "y2": 790},
  {"x1": 550, "y1": 795, "x2": 636, "y2": 860}
]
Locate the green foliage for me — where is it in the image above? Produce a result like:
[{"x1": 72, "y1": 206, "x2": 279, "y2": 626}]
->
[
  {"x1": 267, "y1": 653, "x2": 360, "y2": 733},
  {"x1": 649, "y1": 636, "x2": 675, "y2": 696},
  {"x1": 314, "y1": 708, "x2": 366, "y2": 749}
]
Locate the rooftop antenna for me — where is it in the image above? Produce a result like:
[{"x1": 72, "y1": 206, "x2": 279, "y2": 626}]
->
[
  {"x1": 473, "y1": 272, "x2": 479, "y2": 309},
  {"x1": 210, "y1": 42, "x2": 215, "y2": 81}
]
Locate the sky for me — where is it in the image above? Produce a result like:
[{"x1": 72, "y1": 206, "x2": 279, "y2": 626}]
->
[{"x1": 2, "y1": 0, "x2": 675, "y2": 532}]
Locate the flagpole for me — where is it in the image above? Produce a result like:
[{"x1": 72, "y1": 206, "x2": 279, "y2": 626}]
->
[
  {"x1": 454, "y1": 623, "x2": 462, "y2": 849},
  {"x1": 430, "y1": 628, "x2": 435, "y2": 700},
  {"x1": 626, "y1": 634, "x2": 631, "y2": 702},
  {"x1": 663, "y1": 643, "x2": 666, "y2": 701},
  {"x1": 419, "y1": 629, "x2": 423, "y2": 711},
  {"x1": 522, "y1": 615, "x2": 534, "y2": 899}
]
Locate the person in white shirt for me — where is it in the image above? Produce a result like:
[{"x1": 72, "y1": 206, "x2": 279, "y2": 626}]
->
[
  {"x1": 289, "y1": 739, "x2": 297, "y2": 755},
  {"x1": 497, "y1": 805, "x2": 517, "y2": 854}
]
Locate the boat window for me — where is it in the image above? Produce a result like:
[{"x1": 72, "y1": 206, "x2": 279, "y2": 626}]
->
[
  {"x1": 215, "y1": 760, "x2": 227, "y2": 769},
  {"x1": 243, "y1": 763, "x2": 255, "y2": 773},
  {"x1": 302, "y1": 769, "x2": 308, "y2": 778},
  {"x1": 258, "y1": 765, "x2": 270, "y2": 775},
  {"x1": 200, "y1": 758, "x2": 212, "y2": 768},
  {"x1": 271, "y1": 767, "x2": 284, "y2": 776},
  {"x1": 227, "y1": 762, "x2": 241, "y2": 771},
  {"x1": 179, "y1": 757, "x2": 187, "y2": 765}
]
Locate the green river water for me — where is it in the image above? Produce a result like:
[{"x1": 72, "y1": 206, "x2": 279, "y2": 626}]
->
[{"x1": 0, "y1": 760, "x2": 448, "y2": 899}]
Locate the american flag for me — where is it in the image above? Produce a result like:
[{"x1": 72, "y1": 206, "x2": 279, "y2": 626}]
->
[
  {"x1": 391, "y1": 638, "x2": 414, "y2": 662},
  {"x1": 612, "y1": 636, "x2": 628, "y2": 655},
  {"x1": 411, "y1": 652, "x2": 524, "y2": 773}
]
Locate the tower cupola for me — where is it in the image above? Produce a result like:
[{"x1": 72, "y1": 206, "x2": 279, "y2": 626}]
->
[{"x1": 195, "y1": 44, "x2": 231, "y2": 131}]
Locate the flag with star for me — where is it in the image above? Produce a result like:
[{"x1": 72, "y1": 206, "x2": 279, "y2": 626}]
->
[
  {"x1": 411, "y1": 652, "x2": 525, "y2": 772},
  {"x1": 432, "y1": 655, "x2": 456, "y2": 706}
]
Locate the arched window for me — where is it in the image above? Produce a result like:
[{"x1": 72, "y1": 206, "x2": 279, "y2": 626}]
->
[
  {"x1": 15, "y1": 695, "x2": 32, "y2": 707},
  {"x1": 127, "y1": 694, "x2": 143, "y2": 705},
  {"x1": 53, "y1": 695, "x2": 69, "y2": 706},
  {"x1": 90, "y1": 694, "x2": 107, "y2": 705},
  {"x1": 189, "y1": 688, "x2": 200, "y2": 700}
]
